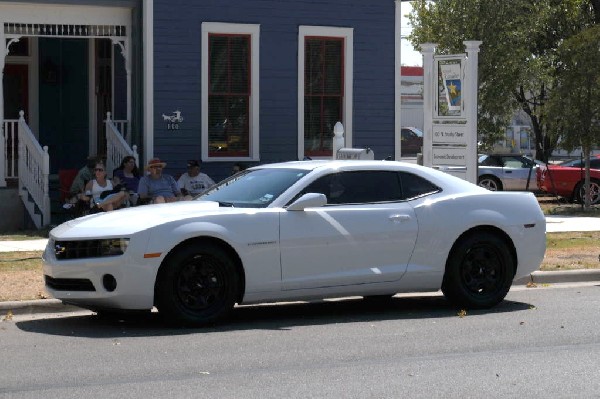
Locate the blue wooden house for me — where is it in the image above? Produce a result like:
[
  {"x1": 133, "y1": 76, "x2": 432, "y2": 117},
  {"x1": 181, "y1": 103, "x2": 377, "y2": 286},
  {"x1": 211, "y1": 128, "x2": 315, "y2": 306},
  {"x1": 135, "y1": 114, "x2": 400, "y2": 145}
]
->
[{"x1": 0, "y1": 0, "x2": 405, "y2": 229}]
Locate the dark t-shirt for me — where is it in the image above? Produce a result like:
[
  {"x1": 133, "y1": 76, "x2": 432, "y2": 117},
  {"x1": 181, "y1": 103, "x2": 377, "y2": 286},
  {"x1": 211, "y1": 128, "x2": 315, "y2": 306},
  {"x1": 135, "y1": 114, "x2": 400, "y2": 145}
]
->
[{"x1": 114, "y1": 169, "x2": 141, "y2": 192}]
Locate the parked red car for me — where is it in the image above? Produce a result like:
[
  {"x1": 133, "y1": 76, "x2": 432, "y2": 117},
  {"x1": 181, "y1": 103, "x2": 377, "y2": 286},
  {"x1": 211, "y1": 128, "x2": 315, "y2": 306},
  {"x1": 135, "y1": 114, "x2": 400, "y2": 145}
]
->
[{"x1": 536, "y1": 155, "x2": 600, "y2": 205}]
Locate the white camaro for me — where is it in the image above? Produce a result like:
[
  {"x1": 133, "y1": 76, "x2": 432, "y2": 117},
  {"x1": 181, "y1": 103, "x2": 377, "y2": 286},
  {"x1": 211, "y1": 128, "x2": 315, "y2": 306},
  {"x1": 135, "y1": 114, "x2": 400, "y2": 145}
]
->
[{"x1": 43, "y1": 160, "x2": 546, "y2": 325}]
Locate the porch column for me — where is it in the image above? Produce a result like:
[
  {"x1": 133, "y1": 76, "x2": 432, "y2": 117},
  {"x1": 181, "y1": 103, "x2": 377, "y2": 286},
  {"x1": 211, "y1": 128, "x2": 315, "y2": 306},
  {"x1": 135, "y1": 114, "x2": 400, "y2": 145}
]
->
[
  {"x1": 125, "y1": 37, "x2": 132, "y2": 142},
  {"x1": 0, "y1": 26, "x2": 6, "y2": 187},
  {"x1": 113, "y1": 38, "x2": 132, "y2": 142}
]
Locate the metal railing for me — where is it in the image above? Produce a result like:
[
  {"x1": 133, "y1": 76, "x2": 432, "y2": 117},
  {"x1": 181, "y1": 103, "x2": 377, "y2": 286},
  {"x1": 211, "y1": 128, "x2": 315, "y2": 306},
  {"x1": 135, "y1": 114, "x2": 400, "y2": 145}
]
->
[
  {"x1": 17, "y1": 111, "x2": 50, "y2": 228},
  {"x1": 105, "y1": 112, "x2": 137, "y2": 175}
]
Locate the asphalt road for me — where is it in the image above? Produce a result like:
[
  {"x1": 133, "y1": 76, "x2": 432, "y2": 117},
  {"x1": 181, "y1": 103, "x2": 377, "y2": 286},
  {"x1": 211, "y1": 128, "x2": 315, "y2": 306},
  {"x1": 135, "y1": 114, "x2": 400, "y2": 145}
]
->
[{"x1": 1, "y1": 283, "x2": 599, "y2": 398}]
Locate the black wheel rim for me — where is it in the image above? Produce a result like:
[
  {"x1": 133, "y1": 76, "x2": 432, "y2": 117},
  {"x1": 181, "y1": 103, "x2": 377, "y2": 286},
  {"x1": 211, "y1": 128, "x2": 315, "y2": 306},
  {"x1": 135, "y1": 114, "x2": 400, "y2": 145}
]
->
[
  {"x1": 460, "y1": 243, "x2": 505, "y2": 296},
  {"x1": 175, "y1": 254, "x2": 227, "y2": 311}
]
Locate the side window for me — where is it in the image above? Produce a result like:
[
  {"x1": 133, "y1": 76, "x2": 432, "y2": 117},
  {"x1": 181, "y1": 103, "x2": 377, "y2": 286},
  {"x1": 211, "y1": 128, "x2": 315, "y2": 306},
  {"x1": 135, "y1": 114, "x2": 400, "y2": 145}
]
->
[
  {"x1": 590, "y1": 159, "x2": 600, "y2": 169},
  {"x1": 398, "y1": 172, "x2": 440, "y2": 200},
  {"x1": 503, "y1": 156, "x2": 524, "y2": 169},
  {"x1": 300, "y1": 171, "x2": 402, "y2": 204},
  {"x1": 480, "y1": 156, "x2": 501, "y2": 167}
]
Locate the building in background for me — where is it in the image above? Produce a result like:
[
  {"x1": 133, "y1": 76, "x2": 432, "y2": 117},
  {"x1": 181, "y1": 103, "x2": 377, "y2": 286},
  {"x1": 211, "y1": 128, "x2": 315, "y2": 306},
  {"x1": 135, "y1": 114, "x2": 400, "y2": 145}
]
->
[{"x1": 1, "y1": 0, "x2": 411, "y2": 229}]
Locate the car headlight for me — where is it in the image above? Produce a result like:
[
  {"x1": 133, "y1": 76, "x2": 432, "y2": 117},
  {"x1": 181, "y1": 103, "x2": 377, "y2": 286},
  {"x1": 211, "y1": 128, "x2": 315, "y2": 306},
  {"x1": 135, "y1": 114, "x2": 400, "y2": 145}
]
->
[
  {"x1": 53, "y1": 238, "x2": 130, "y2": 260},
  {"x1": 99, "y1": 238, "x2": 130, "y2": 257}
]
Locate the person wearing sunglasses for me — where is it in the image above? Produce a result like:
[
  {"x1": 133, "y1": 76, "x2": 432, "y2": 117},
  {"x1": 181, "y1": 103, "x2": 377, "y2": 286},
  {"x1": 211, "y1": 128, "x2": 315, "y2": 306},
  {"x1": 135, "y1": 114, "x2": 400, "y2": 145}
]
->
[
  {"x1": 80, "y1": 162, "x2": 127, "y2": 211},
  {"x1": 137, "y1": 158, "x2": 191, "y2": 204}
]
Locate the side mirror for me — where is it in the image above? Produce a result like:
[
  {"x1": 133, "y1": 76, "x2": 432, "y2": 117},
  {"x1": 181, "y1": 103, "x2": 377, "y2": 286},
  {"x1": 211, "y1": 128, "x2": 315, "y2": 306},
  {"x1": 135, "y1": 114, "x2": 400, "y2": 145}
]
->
[{"x1": 287, "y1": 193, "x2": 327, "y2": 211}]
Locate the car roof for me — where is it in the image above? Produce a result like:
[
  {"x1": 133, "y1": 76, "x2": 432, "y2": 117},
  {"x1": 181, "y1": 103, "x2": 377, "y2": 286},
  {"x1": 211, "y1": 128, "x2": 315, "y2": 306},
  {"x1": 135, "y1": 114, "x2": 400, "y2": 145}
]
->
[
  {"x1": 250, "y1": 160, "x2": 482, "y2": 195},
  {"x1": 252, "y1": 159, "x2": 419, "y2": 171}
]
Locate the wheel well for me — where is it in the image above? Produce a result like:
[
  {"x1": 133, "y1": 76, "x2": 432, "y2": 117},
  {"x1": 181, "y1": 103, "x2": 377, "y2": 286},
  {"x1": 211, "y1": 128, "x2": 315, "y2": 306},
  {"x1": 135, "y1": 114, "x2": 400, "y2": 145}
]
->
[
  {"x1": 444, "y1": 226, "x2": 518, "y2": 279},
  {"x1": 155, "y1": 237, "x2": 246, "y2": 305}
]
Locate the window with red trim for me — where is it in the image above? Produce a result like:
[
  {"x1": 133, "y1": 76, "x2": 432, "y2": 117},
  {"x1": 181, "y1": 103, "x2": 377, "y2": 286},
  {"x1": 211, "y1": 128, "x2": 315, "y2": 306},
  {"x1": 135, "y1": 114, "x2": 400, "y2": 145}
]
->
[
  {"x1": 304, "y1": 37, "x2": 344, "y2": 157},
  {"x1": 208, "y1": 34, "x2": 250, "y2": 157}
]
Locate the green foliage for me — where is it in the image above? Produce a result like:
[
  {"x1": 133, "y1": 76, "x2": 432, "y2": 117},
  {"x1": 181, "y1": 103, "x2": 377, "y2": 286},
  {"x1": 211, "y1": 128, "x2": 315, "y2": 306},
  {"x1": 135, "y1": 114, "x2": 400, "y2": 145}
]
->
[
  {"x1": 408, "y1": 0, "x2": 597, "y2": 161},
  {"x1": 548, "y1": 25, "x2": 600, "y2": 153}
]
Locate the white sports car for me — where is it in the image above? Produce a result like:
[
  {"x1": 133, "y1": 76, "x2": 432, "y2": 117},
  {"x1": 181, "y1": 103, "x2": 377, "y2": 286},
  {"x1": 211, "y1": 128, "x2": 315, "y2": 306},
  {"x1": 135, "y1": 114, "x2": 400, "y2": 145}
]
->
[{"x1": 43, "y1": 160, "x2": 546, "y2": 325}]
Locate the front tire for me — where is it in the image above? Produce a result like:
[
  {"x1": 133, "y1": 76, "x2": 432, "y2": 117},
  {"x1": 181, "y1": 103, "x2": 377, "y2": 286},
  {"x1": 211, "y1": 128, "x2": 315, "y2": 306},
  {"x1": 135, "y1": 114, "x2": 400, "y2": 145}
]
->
[
  {"x1": 155, "y1": 242, "x2": 240, "y2": 326},
  {"x1": 442, "y1": 232, "x2": 514, "y2": 309}
]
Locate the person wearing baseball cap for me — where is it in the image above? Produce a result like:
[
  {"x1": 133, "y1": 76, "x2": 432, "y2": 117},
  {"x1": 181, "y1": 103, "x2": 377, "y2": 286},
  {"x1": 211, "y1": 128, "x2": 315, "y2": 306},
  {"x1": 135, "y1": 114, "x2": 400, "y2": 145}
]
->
[{"x1": 177, "y1": 160, "x2": 215, "y2": 196}]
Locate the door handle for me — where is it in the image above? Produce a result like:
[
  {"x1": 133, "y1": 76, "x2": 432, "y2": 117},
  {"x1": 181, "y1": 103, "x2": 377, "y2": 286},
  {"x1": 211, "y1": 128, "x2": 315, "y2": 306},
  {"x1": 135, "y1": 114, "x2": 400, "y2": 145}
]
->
[{"x1": 389, "y1": 214, "x2": 411, "y2": 222}]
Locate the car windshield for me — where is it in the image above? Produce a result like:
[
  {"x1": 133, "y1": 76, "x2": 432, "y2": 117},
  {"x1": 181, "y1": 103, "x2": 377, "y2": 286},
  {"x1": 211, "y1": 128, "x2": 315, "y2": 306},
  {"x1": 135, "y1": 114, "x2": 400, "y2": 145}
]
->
[
  {"x1": 196, "y1": 168, "x2": 309, "y2": 208},
  {"x1": 559, "y1": 159, "x2": 583, "y2": 167}
]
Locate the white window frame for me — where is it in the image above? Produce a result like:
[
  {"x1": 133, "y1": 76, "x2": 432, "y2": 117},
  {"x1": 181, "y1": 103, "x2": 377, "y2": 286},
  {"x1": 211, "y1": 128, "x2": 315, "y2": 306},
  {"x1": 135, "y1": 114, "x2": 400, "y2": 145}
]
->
[
  {"x1": 201, "y1": 22, "x2": 260, "y2": 162},
  {"x1": 298, "y1": 26, "x2": 353, "y2": 161}
]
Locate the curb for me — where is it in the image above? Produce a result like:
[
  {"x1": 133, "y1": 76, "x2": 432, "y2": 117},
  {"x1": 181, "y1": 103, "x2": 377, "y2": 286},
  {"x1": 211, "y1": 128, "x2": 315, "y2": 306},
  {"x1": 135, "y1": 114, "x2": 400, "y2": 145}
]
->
[
  {"x1": 514, "y1": 269, "x2": 600, "y2": 285},
  {"x1": 1, "y1": 270, "x2": 599, "y2": 317},
  {"x1": 0, "y1": 299, "x2": 82, "y2": 317}
]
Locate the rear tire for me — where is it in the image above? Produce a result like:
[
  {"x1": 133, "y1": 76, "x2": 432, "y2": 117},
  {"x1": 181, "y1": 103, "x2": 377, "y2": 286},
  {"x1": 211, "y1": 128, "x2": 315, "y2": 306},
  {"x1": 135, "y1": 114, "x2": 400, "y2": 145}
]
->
[
  {"x1": 574, "y1": 179, "x2": 600, "y2": 205},
  {"x1": 442, "y1": 232, "x2": 514, "y2": 309},
  {"x1": 478, "y1": 176, "x2": 503, "y2": 191},
  {"x1": 155, "y1": 242, "x2": 240, "y2": 326}
]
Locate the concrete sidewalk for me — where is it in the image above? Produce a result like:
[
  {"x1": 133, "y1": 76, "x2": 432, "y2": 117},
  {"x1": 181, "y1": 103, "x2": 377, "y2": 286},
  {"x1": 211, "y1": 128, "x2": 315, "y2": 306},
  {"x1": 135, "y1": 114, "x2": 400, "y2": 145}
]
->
[
  {"x1": 0, "y1": 239, "x2": 48, "y2": 252},
  {"x1": 545, "y1": 216, "x2": 600, "y2": 233}
]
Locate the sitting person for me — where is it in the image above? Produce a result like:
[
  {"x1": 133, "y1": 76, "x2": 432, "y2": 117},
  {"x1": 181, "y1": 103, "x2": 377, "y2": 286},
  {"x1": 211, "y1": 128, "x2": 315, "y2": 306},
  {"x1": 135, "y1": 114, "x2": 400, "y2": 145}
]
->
[
  {"x1": 113, "y1": 155, "x2": 141, "y2": 205},
  {"x1": 177, "y1": 160, "x2": 215, "y2": 196},
  {"x1": 231, "y1": 162, "x2": 247, "y2": 175},
  {"x1": 69, "y1": 155, "x2": 98, "y2": 199},
  {"x1": 80, "y1": 162, "x2": 128, "y2": 212},
  {"x1": 138, "y1": 158, "x2": 192, "y2": 204}
]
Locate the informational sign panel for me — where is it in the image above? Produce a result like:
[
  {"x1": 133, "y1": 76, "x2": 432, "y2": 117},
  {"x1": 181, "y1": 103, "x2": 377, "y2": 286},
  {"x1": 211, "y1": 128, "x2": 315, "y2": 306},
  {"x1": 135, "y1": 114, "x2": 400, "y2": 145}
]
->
[
  {"x1": 432, "y1": 147, "x2": 466, "y2": 166},
  {"x1": 421, "y1": 41, "x2": 482, "y2": 185},
  {"x1": 432, "y1": 125, "x2": 467, "y2": 145}
]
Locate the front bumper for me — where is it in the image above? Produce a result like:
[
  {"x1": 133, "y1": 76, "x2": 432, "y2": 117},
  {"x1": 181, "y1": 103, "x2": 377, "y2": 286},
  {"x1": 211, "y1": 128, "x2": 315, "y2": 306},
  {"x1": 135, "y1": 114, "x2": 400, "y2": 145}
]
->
[{"x1": 42, "y1": 237, "x2": 161, "y2": 311}]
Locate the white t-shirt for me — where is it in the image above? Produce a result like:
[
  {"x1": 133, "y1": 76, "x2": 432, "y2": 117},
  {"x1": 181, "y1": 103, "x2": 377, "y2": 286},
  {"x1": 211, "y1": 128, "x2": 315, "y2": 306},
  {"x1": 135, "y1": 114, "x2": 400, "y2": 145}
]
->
[{"x1": 177, "y1": 172, "x2": 215, "y2": 196}]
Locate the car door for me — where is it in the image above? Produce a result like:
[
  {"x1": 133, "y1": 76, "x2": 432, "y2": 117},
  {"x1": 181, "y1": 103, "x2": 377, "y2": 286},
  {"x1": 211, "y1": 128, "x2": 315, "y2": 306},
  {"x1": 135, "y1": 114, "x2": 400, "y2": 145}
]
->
[
  {"x1": 279, "y1": 170, "x2": 419, "y2": 290},
  {"x1": 501, "y1": 156, "x2": 536, "y2": 191}
]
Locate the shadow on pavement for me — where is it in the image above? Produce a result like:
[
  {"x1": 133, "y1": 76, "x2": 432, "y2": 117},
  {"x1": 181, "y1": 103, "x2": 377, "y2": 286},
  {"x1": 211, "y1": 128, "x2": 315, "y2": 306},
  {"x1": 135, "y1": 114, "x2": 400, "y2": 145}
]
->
[{"x1": 16, "y1": 295, "x2": 533, "y2": 338}]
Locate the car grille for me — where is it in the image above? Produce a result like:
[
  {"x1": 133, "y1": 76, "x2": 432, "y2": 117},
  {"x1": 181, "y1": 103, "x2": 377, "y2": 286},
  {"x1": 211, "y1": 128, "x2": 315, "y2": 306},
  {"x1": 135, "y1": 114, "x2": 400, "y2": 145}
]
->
[{"x1": 44, "y1": 275, "x2": 96, "y2": 291}]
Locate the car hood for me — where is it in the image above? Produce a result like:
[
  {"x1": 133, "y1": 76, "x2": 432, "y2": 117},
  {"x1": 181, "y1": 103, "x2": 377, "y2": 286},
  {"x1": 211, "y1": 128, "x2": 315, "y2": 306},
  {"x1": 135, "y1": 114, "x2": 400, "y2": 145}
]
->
[{"x1": 50, "y1": 201, "x2": 242, "y2": 239}]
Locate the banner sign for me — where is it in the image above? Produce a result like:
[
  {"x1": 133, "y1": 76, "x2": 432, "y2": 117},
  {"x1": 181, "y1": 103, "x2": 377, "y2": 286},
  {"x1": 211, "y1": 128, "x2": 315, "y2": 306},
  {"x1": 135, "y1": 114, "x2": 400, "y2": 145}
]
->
[{"x1": 434, "y1": 56, "x2": 465, "y2": 119}]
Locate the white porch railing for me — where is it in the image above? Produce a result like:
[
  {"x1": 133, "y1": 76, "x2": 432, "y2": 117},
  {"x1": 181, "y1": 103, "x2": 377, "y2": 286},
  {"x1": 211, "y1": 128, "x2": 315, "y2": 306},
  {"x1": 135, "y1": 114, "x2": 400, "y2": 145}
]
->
[
  {"x1": 3, "y1": 119, "x2": 19, "y2": 179},
  {"x1": 105, "y1": 112, "x2": 138, "y2": 175},
  {"x1": 18, "y1": 111, "x2": 50, "y2": 228},
  {"x1": 112, "y1": 120, "x2": 129, "y2": 142}
]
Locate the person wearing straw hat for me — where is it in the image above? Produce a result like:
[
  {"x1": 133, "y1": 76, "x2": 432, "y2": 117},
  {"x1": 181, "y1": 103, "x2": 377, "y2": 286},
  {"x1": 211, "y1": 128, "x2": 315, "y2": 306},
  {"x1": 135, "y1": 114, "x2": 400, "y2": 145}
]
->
[{"x1": 137, "y1": 158, "x2": 192, "y2": 204}]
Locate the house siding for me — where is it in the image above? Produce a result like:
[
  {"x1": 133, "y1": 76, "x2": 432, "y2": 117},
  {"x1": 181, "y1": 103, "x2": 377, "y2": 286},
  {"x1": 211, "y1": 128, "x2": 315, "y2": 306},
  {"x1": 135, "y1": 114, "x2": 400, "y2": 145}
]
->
[{"x1": 153, "y1": 0, "x2": 395, "y2": 182}]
